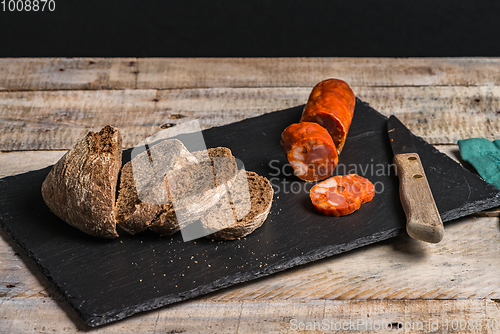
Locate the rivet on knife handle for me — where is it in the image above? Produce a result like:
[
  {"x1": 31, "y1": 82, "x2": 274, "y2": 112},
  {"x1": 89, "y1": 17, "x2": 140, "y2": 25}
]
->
[{"x1": 393, "y1": 152, "x2": 444, "y2": 243}]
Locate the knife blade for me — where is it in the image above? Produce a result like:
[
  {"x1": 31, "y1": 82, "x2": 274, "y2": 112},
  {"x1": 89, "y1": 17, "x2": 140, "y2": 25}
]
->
[{"x1": 387, "y1": 115, "x2": 444, "y2": 243}]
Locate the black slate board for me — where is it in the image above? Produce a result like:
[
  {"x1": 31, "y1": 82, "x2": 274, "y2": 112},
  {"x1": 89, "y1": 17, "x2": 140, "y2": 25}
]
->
[{"x1": 1, "y1": 100, "x2": 500, "y2": 327}]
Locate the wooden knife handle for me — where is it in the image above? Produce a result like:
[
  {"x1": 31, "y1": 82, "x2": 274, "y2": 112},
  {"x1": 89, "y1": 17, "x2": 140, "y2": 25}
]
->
[{"x1": 393, "y1": 153, "x2": 444, "y2": 243}]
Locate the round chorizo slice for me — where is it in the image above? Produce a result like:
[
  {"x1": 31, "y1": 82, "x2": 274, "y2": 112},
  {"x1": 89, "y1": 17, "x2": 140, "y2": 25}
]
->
[
  {"x1": 300, "y1": 78, "x2": 355, "y2": 154},
  {"x1": 310, "y1": 174, "x2": 375, "y2": 216},
  {"x1": 280, "y1": 122, "x2": 339, "y2": 182}
]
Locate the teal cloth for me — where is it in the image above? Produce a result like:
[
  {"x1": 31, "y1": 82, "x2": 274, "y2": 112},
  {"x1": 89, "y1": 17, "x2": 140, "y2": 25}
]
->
[{"x1": 458, "y1": 138, "x2": 500, "y2": 190}]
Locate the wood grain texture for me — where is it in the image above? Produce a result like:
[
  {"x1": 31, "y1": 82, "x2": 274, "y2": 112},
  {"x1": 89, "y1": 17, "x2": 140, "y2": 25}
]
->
[
  {"x1": 2, "y1": 57, "x2": 500, "y2": 91},
  {"x1": 0, "y1": 88, "x2": 304, "y2": 150},
  {"x1": 0, "y1": 151, "x2": 65, "y2": 178},
  {"x1": 2, "y1": 85, "x2": 500, "y2": 150},
  {"x1": 393, "y1": 153, "x2": 444, "y2": 243},
  {"x1": 136, "y1": 57, "x2": 500, "y2": 90},
  {"x1": 1, "y1": 296, "x2": 498, "y2": 333},
  {"x1": 0, "y1": 58, "x2": 138, "y2": 91},
  {"x1": 356, "y1": 86, "x2": 500, "y2": 144}
]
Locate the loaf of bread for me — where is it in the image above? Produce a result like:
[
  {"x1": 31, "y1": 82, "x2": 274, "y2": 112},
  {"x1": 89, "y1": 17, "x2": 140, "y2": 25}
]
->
[
  {"x1": 42, "y1": 126, "x2": 273, "y2": 241},
  {"x1": 41, "y1": 125, "x2": 122, "y2": 239}
]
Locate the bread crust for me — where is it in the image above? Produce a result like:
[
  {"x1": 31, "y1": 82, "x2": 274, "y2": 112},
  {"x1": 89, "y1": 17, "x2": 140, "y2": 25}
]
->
[
  {"x1": 41, "y1": 125, "x2": 122, "y2": 239},
  {"x1": 42, "y1": 128, "x2": 272, "y2": 242},
  {"x1": 206, "y1": 171, "x2": 274, "y2": 241}
]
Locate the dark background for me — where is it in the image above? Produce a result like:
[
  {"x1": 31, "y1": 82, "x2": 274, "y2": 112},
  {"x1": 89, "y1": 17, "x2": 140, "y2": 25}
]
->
[{"x1": 1, "y1": 0, "x2": 499, "y2": 57}]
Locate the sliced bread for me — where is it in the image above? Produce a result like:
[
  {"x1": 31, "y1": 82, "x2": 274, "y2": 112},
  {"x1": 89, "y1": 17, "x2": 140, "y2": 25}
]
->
[
  {"x1": 203, "y1": 171, "x2": 274, "y2": 241},
  {"x1": 115, "y1": 144, "x2": 238, "y2": 236},
  {"x1": 149, "y1": 146, "x2": 237, "y2": 235},
  {"x1": 113, "y1": 161, "x2": 165, "y2": 234},
  {"x1": 41, "y1": 125, "x2": 122, "y2": 239},
  {"x1": 114, "y1": 138, "x2": 196, "y2": 235}
]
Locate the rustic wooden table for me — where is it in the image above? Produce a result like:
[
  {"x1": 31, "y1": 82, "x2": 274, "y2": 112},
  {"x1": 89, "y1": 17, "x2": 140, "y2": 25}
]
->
[{"x1": 1, "y1": 58, "x2": 499, "y2": 333}]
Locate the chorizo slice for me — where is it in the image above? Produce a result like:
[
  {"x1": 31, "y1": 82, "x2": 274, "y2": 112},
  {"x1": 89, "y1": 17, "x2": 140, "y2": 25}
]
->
[
  {"x1": 309, "y1": 174, "x2": 375, "y2": 216},
  {"x1": 280, "y1": 122, "x2": 339, "y2": 182},
  {"x1": 347, "y1": 174, "x2": 375, "y2": 204},
  {"x1": 300, "y1": 78, "x2": 356, "y2": 154}
]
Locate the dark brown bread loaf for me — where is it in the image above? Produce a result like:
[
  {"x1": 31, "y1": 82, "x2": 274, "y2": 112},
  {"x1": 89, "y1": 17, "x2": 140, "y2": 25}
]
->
[
  {"x1": 42, "y1": 126, "x2": 272, "y2": 241},
  {"x1": 41, "y1": 125, "x2": 122, "y2": 239},
  {"x1": 204, "y1": 171, "x2": 274, "y2": 241}
]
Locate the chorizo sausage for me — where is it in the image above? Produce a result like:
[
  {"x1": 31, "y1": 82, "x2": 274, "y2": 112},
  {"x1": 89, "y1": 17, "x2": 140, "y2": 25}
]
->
[
  {"x1": 309, "y1": 174, "x2": 374, "y2": 216},
  {"x1": 280, "y1": 122, "x2": 339, "y2": 182},
  {"x1": 300, "y1": 78, "x2": 355, "y2": 154}
]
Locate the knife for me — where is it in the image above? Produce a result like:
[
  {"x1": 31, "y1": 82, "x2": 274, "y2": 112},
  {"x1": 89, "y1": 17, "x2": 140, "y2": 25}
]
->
[{"x1": 387, "y1": 115, "x2": 444, "y2": 243}]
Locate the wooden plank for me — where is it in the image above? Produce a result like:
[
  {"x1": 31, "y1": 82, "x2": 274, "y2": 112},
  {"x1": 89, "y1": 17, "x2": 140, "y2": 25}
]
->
[
  {"x1": 136, "y1": 57, "x2": 500, "y2": 90},
  {"x1": 0, "y1": 297, "x2": 498, "y2": 333},
  {"x1": 0, "y1": 58, "x2": 137, "y2": 91},
  {"x1": 2, "y1": 58, "x2": 500, "y2": 91},
  {"x1": 1, "y1": 86, "x2": 500, "y2": 150},
  {"x1": 0, "y1": 151, "x2": 66, "y2": 178},
  {"x1": 0, "y1": 88, "x2": 304, "y2": 150},
  {"x1": 357, "y1": 86, "x2": 500, "y2": 144}
]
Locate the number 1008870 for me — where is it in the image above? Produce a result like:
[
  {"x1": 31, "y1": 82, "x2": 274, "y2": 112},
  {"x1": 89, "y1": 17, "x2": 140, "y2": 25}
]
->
[{"x1": 1, "y1": 0, "x2": 55, "y2": 11}]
